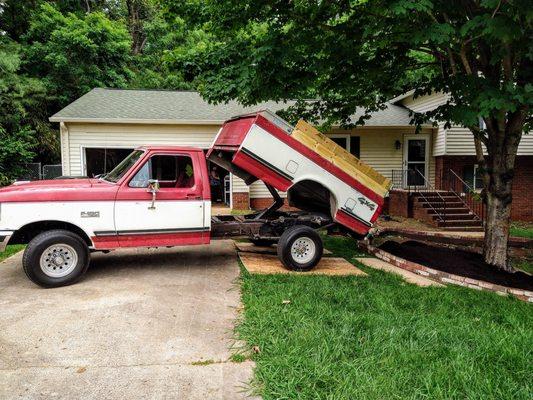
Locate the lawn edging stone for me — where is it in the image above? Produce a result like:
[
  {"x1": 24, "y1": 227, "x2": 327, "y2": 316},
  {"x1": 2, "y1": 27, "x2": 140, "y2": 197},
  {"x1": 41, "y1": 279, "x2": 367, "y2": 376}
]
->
[{"x1": 358, "y1": 241, "x2": 533, "y2": 303}]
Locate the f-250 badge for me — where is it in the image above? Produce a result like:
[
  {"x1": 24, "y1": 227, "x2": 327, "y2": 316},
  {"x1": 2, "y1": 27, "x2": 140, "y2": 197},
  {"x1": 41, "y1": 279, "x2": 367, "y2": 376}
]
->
[
  {"x1": 358, "y1": 197, "x2": 375, "y2": 211},
  {"x1": 81, "y1": 211, "x2": 100, "y2": 218}
]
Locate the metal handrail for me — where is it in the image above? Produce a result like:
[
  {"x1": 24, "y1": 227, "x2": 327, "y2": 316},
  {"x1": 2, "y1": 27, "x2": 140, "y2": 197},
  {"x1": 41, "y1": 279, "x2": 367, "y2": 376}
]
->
[
  {"x1": 410, "y1": 168, "x2": 447, "y2": 222},
  {"x1": 444, "y1": 169, "x2": 485, "y2": 223}
]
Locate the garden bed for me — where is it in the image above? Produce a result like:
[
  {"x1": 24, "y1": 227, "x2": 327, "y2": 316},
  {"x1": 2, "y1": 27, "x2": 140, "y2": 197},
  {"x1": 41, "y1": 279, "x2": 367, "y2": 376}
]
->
[{"x1": 379, "y1": 240, "x2": 533, "y2": 291}]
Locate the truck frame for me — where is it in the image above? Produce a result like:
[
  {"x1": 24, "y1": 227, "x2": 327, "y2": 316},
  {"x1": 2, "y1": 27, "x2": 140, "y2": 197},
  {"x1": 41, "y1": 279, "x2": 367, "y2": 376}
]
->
[{"x1": 0, "y1": 111, "x2": 390, "y2": 287}]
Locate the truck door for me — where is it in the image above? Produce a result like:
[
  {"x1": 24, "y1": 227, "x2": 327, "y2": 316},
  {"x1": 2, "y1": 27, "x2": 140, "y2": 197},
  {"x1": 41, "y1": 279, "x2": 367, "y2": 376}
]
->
[{"x1": 114, "y1": 152, "x2": 209, "y2": 247}]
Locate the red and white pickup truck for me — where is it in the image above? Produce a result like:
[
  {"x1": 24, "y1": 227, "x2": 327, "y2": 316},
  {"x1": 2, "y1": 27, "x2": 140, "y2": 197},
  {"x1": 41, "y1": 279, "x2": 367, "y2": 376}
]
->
[{"x1": 0, "y1": 111, "x2": 391, "y2": 287}]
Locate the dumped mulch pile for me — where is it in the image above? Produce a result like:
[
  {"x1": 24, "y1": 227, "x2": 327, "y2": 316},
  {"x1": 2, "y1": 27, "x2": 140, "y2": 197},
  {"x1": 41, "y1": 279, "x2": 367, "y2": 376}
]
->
[{"x1": 379, "y1": 240, "x2": 533, "y2": 291}]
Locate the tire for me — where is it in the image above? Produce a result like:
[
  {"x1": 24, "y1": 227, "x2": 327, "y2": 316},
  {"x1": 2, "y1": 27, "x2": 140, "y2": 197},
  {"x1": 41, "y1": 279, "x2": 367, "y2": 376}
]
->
[
  {"x1": 250, "y1": 238, "x2": 277, "y2": 247},
  {"x1": 22, "y1": 230, "x2": 90, "y2": 288},
  {"x1": 277, "y1": 225, "x2": 323, "y2": 272}
]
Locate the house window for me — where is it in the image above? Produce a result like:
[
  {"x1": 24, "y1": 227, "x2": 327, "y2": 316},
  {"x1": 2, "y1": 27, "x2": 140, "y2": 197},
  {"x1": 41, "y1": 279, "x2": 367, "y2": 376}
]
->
[
  {"x1": 330, "y1": 136, "x2": 361, "y2": 158},
  {"x1": 129, "y1": 155, "x2": 195, "y2": 188},
  {"x1": 462, "y1": 164, "x2": 484, "y2": 191},
  {"x1": 350, "y1": 136, "x2": 361, "y2": 158}
]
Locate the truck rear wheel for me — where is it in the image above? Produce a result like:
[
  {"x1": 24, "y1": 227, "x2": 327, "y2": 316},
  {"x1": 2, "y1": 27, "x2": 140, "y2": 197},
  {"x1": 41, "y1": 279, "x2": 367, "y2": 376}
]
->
[
  {"x1": 22, "y1": 230, "x2": 90, "y2": 288},
  {"x1": 277, "y1": 225, "x2": 323, "y2": 272}
]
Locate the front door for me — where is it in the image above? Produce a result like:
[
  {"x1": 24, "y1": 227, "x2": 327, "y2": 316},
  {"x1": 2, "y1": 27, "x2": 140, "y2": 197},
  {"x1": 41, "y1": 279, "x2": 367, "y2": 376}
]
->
[
  {"x1": 403, "y1": 135, "x2": 429, "y2": 188},
  {"x1": 114, "y1": 152, "x2": 208, "y2": 247}
]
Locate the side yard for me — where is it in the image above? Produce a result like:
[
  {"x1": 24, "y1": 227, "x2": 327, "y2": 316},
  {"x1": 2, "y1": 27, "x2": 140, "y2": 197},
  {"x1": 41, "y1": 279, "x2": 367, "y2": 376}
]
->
[
  {"x1": 236, "y1": 235, "x2": 532, "y2": 399},
  {"x1": 511, "y1": 222, "x2": 533, "y2": 239}
]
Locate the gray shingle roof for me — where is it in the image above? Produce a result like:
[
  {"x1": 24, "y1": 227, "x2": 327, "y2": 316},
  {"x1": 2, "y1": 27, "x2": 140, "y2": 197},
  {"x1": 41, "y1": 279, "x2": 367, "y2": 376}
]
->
[{"x1": 50, "y1": 88, "x2": 413, "y2": 126}]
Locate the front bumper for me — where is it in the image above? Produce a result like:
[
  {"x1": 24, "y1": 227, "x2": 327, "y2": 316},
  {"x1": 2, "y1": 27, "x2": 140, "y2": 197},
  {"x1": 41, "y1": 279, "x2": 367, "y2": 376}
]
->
[{"x1": 0, "y1": 231, "x2": 14, "y2": 253}]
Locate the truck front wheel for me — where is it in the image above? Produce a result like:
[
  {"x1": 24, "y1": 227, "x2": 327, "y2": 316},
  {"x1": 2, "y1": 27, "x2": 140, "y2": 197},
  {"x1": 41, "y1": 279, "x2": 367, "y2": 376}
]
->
[
  {"x1": 277, "y1": 225, "x2": 323, "y2": 272},
  {"x1": 22, "y1": 230, "x2": 90, "y2": 288}
]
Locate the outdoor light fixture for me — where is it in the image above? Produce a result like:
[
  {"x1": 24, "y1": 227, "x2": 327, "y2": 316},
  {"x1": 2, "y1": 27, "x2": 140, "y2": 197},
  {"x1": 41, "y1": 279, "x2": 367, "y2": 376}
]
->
[{"x1": 395, "y1": 140, "x2": 402, "y2": 150}]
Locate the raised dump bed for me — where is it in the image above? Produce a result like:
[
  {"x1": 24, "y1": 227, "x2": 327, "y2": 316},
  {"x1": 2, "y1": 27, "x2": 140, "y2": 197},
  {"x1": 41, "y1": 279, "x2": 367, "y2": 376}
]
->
[{"x1": 207, "y1": 110, "x2": 392, "y2": 235}]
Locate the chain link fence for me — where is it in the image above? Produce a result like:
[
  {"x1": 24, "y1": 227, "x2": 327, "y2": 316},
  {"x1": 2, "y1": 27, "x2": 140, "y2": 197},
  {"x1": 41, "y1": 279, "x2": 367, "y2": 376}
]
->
[
  {"x1": 42, "y1": 164, "x2": 63, "y2": 180},
  {"x1": 19, "y1": 163, "x2": 42, "y2": 181},
  {"x1": 19, "y1": 163, "x2": 63, "y2": 181}
]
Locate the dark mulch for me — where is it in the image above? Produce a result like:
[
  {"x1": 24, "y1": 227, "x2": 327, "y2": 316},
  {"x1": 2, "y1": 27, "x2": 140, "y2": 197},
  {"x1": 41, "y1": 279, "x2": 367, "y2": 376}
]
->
[{"x1": 379, "y1": 240, "x2": 533, "y2": 291}]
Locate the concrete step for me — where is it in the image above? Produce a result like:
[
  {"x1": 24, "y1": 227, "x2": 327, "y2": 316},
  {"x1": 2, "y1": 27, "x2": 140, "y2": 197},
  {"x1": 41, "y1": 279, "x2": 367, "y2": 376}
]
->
[
  {"x1": 426, "y1": 207, "x2": 470, "y2": 214},
  {"x1": 437, "y1": 219, "x2": 483, "y2": 227},
  {"x1": 415, "y1": 195, "x2": 459, "y2": 202},
  {"x1": 440, "y1": 226, "x2": 485, "y2": 232},
  {"x1": 422, "y1": 201, "x2": 465, "y2": 208},
  {"x1": 431, "y1": 213, "x2": 477, "y2": 221}
]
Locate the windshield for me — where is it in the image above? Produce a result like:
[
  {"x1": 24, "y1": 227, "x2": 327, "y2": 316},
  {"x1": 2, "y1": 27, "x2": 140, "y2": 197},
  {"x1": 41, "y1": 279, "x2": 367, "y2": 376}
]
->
[{"x1": 102, "y1": 150, "x2": 144, "y2": 183}]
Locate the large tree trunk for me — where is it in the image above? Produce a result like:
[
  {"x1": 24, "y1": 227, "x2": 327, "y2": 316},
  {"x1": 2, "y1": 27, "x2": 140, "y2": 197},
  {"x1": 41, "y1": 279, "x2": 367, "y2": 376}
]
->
[
  {"x1": 483, "y1": 188, "x2": 512, "y2": 271},
  {"x1": 479, "y1": 110, "x2": 525, "y2": 271}
]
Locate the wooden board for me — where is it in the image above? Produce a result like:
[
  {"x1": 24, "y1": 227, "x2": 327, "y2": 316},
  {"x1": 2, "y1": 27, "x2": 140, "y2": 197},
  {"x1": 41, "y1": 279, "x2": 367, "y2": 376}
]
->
[
  {"x1": 235, "y1": 242, "x2": 331, "y2": 255},
  {"x1": 239, "y1": 253, "x2": 367, "y2": 276},
  {"x1": 291, "y1": 120, "x2": 392, "y2": 197}
]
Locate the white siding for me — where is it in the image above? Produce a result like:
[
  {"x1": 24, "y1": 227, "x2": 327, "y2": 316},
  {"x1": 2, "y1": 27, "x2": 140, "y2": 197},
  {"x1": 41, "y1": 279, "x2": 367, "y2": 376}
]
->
[
  {"x1": 518, "y1": 134, "x2": 533, "y2": 155},
  {"x1": 433, "y1": 124, "x2": 446, "y2": 156},
  {"x1": 232, "y1": 175, "x2": 249, "y2": 193},
  {"x1": 66, "y1": 123, "x2": 219, "y2": 176},
  {"x1": 59, "y1": 122, "x2": 70, "y2": 175},
  {"x1": 446, "y1": 126, "x2": 533, "y2": 156},
  {"x1": 401, "y1": 92, "x2": 449, "y2": 113},
  {"x1": 400, "y1": 92, "x2": 533, "y2": 156},
  {"x1": 250, "y1": 182, "x2": 286, "y2": 199}
]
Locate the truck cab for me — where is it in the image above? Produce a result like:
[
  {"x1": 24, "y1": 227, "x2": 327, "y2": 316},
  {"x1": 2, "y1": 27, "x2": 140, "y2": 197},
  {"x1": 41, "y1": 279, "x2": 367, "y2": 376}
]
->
[{"x1": 0, "y1": 146, "x2": 214, "y2": 287}]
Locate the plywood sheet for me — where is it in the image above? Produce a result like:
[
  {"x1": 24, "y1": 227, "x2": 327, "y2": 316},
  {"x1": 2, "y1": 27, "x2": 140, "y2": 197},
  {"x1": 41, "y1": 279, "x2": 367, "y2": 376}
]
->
[
  {"x1": 235, "y1": 242, "x2": 331, "y2": 255},
  {"x1": 239, "y1": 253, "x2": 367, "y2": 276}
]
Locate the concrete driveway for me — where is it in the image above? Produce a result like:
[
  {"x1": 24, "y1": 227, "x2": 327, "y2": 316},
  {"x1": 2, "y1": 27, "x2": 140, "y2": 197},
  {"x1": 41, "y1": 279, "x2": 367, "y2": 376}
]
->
[{"x1": 0, "y1": 240, "x2": 256, "y2": 399}]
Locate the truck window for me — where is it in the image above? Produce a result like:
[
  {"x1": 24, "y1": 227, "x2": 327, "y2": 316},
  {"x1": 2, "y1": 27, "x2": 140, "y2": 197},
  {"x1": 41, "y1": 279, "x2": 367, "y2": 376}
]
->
[
  {"x1": 103, "y1": 150, "x2": 144, "y2": 183},
  {"x1": 129, "y1": 155, "x2": 195, "y2": 188}
]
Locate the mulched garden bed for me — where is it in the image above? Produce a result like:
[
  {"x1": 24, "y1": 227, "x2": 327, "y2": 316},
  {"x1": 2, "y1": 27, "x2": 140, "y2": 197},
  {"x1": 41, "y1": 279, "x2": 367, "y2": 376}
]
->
[{"x1": 379, "y1": 240, "x2": 533, "y2": 291}]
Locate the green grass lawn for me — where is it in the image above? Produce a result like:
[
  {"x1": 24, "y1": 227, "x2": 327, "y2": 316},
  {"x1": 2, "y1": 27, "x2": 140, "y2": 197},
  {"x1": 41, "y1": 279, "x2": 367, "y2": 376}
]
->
[
  {"x1": 515, "y1": 260, "x2": 533, "y2": 275},
  {"x1": 236, "y1": 235, "x2": 532, "y2": 399},
  {"x1": 0, "y1": 245, "x2": 25, "y2": 262},
  {"x1": 511, "y1": 223, "x2": 533, "y2": 239}
]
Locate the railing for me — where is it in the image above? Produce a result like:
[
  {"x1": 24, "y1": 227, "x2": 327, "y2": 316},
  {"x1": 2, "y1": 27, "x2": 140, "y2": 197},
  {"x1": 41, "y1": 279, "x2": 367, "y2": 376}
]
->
[
  {"x1": 442, "y1": 169, "x2": 485, "y2": 223},
  {"x1": 391, "y1": 169, "x2": 447, "y2": 222}
]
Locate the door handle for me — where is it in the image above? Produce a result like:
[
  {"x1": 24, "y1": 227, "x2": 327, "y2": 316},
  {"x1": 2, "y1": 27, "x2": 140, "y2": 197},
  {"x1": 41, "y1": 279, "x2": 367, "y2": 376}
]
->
[{"x1": 186, "y1": 194, "x2": 201, "y2": 200}]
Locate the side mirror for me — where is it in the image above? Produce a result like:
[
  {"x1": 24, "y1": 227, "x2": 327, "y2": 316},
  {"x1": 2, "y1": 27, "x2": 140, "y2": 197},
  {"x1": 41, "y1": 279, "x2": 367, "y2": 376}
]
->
[
  {"x1": 147, "y1": 179, "x2": 159, "y2": 209},
  {"x1": 147, "y1": 179, "x2": 160, "y2": 193}
]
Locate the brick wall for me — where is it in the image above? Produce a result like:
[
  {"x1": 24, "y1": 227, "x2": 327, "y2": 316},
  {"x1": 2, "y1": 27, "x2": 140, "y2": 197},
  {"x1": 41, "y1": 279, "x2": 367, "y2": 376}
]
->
[
  {"x1": 435, "y1": 155, "x2": 533, "y2": 221},
  {"x1": 513, "y1": 156, "x2": 533, "y2": 221},
  {"x1": 250, "y1": 197, "x2": 298, "y2": 211},
  {"x1": 388, "y1": 190, "x2": 410, "y2": 217},
  {"x1": 231, "y1": 192, "x2": 250, "y2": 210}
]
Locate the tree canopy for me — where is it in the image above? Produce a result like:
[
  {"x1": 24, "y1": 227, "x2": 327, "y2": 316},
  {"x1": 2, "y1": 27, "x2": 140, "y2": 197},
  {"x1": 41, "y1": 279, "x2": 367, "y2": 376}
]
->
[{"x1": 0, "y1": 0, "x2": 202, "y2": 181}]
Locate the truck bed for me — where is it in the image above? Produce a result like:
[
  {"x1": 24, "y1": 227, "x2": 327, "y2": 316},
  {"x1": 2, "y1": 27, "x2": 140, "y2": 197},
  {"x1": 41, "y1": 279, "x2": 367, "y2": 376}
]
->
[{"x1": 207, "y1": 111, "x2": 392, "y2": 235}]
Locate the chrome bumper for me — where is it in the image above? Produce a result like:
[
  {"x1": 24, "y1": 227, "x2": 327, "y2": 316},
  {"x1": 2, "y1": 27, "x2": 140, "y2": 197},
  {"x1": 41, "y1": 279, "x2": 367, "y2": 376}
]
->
[{"x1": 0, "y1": 232, "x2": 13, "y2": 253}]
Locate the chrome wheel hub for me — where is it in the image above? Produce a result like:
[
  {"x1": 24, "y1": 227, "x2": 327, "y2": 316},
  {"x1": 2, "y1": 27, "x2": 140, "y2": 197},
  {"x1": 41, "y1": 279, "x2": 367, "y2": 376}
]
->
[
  {"x1": 39, "y1": 244, "x2": 78, "y2": 278},
  {"x1": 290, "y1": 237, "x2": 316, "y2": 264}
]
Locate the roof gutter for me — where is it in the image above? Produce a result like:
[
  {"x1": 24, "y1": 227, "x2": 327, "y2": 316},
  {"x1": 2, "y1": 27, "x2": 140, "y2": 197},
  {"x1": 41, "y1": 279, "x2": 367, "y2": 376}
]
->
[{"x1": 48, "y1": 117, "x2": 228, "y2": 125}]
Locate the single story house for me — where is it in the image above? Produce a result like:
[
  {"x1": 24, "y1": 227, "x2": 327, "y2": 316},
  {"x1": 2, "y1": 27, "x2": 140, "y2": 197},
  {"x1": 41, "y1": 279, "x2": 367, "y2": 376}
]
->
[{"x1": 50, "y1": 88, "x2": 532, "y2": 221}]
